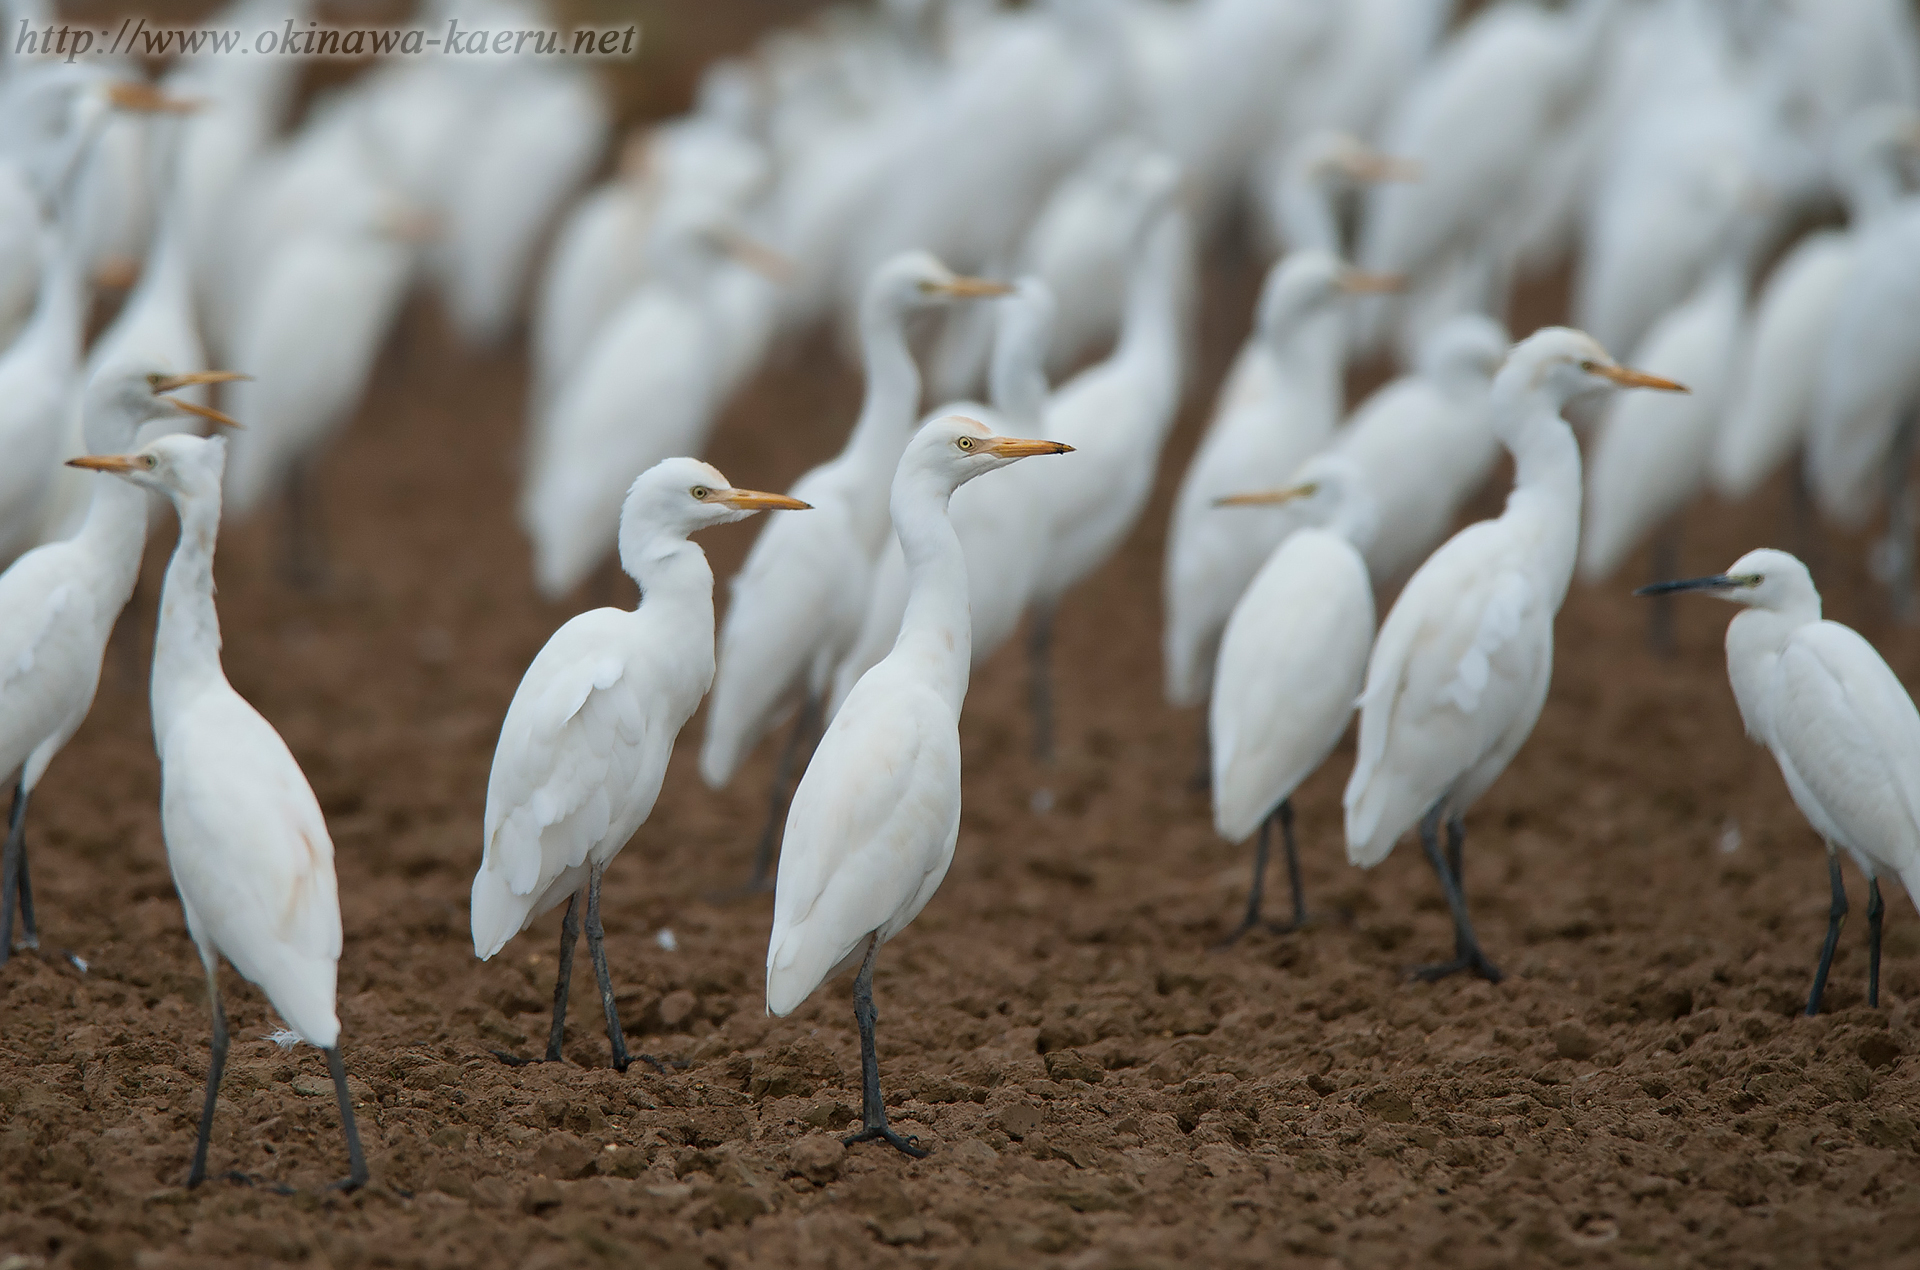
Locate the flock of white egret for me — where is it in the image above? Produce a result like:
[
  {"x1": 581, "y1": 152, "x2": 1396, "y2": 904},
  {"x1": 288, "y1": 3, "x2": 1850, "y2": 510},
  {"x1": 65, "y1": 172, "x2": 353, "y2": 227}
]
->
[{"x1": 4, "y1": 0, "x2": 1920, "y2": 1189}]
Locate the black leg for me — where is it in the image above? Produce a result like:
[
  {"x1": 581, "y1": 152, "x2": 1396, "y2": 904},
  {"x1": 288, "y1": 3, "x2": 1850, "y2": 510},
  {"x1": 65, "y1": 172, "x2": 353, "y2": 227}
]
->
[
  {"x1": 1213, "y1": 813, "x2": 1271, "y2": 949},
  {"x1": 841, "y1": 935, "x2": 927, "y2": 1159},
  {"x1": 1, "y1": 777, "x2": 31, "y2": 965},
  {"x1": 283, "y1": 457, "x2": 328, "y2": 591},
  {"x1": 740, "y1": 697, "x2": 819, "y2": 896},
  {"x1": 544, "y1": 891, "x2": 580, "y2": 1060},
  {"x1": 1647, "y1": 524, "x2": 1678, "y2": 657},
  {"x1": 1276, "y1": 799, "x2": 1307, "y2": 932},
  {"x1": 584, "y1": 864, "x2": 668, "y2": 1074},
  {"x1": 1868, "y1": 879, "x2": 1885, "y2": 1009},
  {"x1": 1028, "y1": 603, "x2": 1055, "y2": 764},
  {"x1": 1411, "y1": 804, "x2": 1502, "y2": 983},
  {"x1": 1806, "y1": 853, "x2": 1848, "y2": 1016},
  {"x1": 325, "y1": 1046, "x2": 369, "y2": 1191},
  {"x1": 187, "y1": 969, "x2": 230, "y2": 1188}
]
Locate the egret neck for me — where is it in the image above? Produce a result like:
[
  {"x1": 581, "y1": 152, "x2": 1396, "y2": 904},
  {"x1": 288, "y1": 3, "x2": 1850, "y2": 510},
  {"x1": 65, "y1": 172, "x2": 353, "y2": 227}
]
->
[
  {"x1": 887, "y1": 463, "x2": 972, "y2": 718},
  {"x1": 150, "y1": 475, "x2": 224, "y2": 747},
  {"x1": 841, "y1": 286, "x2": 925, "y2": 552},
  {"x1": 1724, "y1": 573, "x2": 1822, "y2": 746},
  {"x1": 1492, "y1": 376, "x2": 1584, "y2": 604}
]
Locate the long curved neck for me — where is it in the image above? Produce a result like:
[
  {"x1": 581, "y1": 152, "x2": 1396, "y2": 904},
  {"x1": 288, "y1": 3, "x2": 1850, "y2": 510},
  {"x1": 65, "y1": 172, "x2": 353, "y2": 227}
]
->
[
  {"x1": 1497, "y1": 398, "x2": 1584, "y2": 604},
  {"x1": 1275, "y1": 173, "x2": 1339, "y2": 255},
  {"x1": 624, "y1": 536, "x2": 716, "y2": 651},
  {"x1": 1271, "y1": 307, "x2": 1345, "y2": 422},
  {"x1": 152, "y1": 489, "x2": 226, "y2": 742},
  {"x1": 1112, "y1": 215, "x2": 1185, "y2": 394},
  {"x1": 989, "y1": 315, "x2": 1049, "y2": 431},
  {"x1": 70, "y1": 472, "x2": 149, "y2": 612},
  {"x1": 888, "y1": 469, "x2": 970, "y2": 715},
  {"x1": 18, "y1": 225, "x2": 83, "y2": 366},
  {"x1": 844, "y1": 294, "x2": 921, "y2": 480}
]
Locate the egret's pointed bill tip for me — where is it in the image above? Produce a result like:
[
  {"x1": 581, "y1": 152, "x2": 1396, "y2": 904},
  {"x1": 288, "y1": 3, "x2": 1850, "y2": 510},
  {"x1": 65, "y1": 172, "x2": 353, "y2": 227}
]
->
[
  {"x1": 721, "y1": 489, "x2": 812, "y2": 512},
  {"x1": 1599, "y1": 364, "x2": 1689, "y2": 393},
  {"x1": 934, "y1": 275, "x2": 1015, "y2": 299},
  {"x1": 66, "y1": 454, "x2": 137, "y2": 472},
  {"x1": 153, "y1": 369, "x2": 249, "y2": 393},
  {"x1": 1215, "y1": 481, "x2": 1314, "y2": 507},
  {"x1": 170, "y1": 398, "x2": 244, "y2": 429},
  {"x1": 1634, "y1": 573, "x2": 1749, "y2": 597}
]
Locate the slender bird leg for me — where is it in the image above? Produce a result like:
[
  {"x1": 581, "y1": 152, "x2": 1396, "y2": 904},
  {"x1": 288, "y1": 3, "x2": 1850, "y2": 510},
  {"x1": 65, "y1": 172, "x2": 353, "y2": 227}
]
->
[
  {"x1": 496, "y1": 892, "x2": 582, "y2": 1066},
  {"x1": 187, "y1": 968, "x2": 230, "y2": 1188},
  {"x1": 1445, "y1": 814, "x2": 1466, "y2": 916},
  {"x1": 1868, "y1": 879, "x2": 1885, "y2": 1010},
  {"x1": 584, "y1": 863, "x2": 669, "y2": 1075},
  {"x1": 1805, "y1": 852, "x2": 1849, "y2": 1017},
  {"x1": 324, "y1": 1046, "x2": 370, "y2": 1191},
  {"x1": 1878, "y1": 410, "x2": 1918, "y2": 625},
  {"x1": 1411, "y1": 805, "x2": 1503, "y2": 983},
  {"x1": 842, "y1": 934, "x2": 927, "y2": 1159},
  {"x1": 1273, "y1": 799, "x2": 1308, "y2": 933},
  {"x1": 283, "y1": 457, "x2": 328, "y2": 591},
  {"x1": 737, "y1": 697, "x2": 819, "y2": 897},
  {"x1": 1213, "y1": 814, "x2": 1271, "y2": 949},
  {"x1": 1647, "y1": 523, "x2": 1679, "y2": 657},
  {"x1": 1, "y1": 777, "x2": 35, "y2": 964},
  {"x1": 1028, "y1": 603, "x2": 1057, "y2": 765}
]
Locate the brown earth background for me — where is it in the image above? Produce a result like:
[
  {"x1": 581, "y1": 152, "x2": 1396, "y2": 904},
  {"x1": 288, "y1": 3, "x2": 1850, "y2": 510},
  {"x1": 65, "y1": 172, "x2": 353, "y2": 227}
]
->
[{"x1": 7, "y1": 3, "x2": 1920, "y2": 1267}]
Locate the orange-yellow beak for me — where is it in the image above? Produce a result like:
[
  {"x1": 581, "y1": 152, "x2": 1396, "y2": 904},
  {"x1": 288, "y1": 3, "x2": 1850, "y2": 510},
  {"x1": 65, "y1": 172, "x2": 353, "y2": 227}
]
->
[
  {"x1": 1338, "y1": 269, "x2": 1406, "y2": 295},
  {"x1": 708, "y1": 226, "x2": 793, "y2": 282},
  {"x1": 1345, "y1": 152, "x2": 1423, "y2": 183},
  {"x1": 928, "y1": 276, "x2": 1015, "y2": 300},
  {"x1": 718, "y1": 489, "x2": 811, "y2": 511},
  {"x1": 66, "y1": 454, "x2": 139, "y2": 473},
  {"x1": 1595, "y1": 364, "x2": 1689, "y2": 393},
  {"x1": 981, "y1": 436, "x2": 1073, "y2": 459},
  {"x1": 107, "y1": 82, "x2": 202, "y2": 113},
  {"x1": 1215, "y1": 481, "x2": 1315, "y2": 508},
  {"x1": 153, "y1": 370, "x2": 248, "y2": 393}
]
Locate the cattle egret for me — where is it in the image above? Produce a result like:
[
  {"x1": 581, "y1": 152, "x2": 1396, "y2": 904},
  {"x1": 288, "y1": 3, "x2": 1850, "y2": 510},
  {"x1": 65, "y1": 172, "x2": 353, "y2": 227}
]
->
[
  {"x1": 0, "y1": 367, "x2": 240, "y2": 963},
  {"x1": 474, "y1": 460, "x2": 808, "y2": 1069},
  {"x1": 1638, "y1": 550, "x2": 1920, "y2": 1015},
  {"x1": 1329, "y1": 313, "x2": 1507, "y2": 588},
  {"x1": 1164, "y1": 252, "x2": 1395, "y2": 712},
  {"x1": 1209, "y1": 453, "x2": 1377, "y2": 943},
  {"x1": 702, "y1": 254, "x2": 1008, "y2": 892},
  {"x1": 1344, "y1": 328, "x2": 1685, "y2": 981},
  {"x1": 0, "y1": 227, "x2": 82, "y2": 567},
  {"x1": 767, "y1": 416, "x2": 1071, "y2": 1157},
  {"x1": 66, "y1": 433, "x2": 366, "y2": 1190}
]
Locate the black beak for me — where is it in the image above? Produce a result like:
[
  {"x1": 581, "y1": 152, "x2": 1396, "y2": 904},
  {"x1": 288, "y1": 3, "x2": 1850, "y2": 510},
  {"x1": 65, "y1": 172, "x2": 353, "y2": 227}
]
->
[{"x1": 1634, "y1": 574, "x2": 1740, "y2": 598}]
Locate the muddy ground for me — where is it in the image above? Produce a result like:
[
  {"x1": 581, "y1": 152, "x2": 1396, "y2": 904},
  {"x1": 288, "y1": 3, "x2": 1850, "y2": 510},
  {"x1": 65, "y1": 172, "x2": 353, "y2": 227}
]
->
[{"x1": 8, "y1": 12, "x2": 1920, "y2": 1270}]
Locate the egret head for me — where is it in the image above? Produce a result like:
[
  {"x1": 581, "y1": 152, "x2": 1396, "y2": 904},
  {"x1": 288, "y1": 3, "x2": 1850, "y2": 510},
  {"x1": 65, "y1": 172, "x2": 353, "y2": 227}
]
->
[
  {"x1": 1295, "y1": 130, "x2": 1421, "y2": 187},
  {"x1": 1214, "y1": 452, "x2": 1378, "y2": 552},
  {"x1": 1416, "y1": 313, "x2": 1509, "y2": 387},
  {"x1": 67, "y1": 432, "x2": 227, "y2": 506},
  {"x1": 82, "y1": 366, "x2": 247, "y2": 454},
  {"x1": 864, "y1": 252, "x2": 1012, "y2": 324},
  {"x1": 621, "y1": 456, "x2": 810, "y2": 546},
  {"x1": 904, "y1": 414, "x2": 1073, "y2": 496},
  {"x1": 1496, "y1": 326, "x2": 1687, "y2": 409},
  {"x1": 1255, "y1": 251, "x2": 1401, "y2": 342},
  {"x1": 1635, "y1": 548, "x2": 1820, "y2": 617}
]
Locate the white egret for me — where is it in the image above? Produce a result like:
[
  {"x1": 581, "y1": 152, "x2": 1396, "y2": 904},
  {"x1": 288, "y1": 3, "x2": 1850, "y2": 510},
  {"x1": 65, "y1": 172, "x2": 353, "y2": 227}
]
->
[
  {"x1": 1023, "y1": 202, "x2": 1190, "y2": 762},
  {"x1": 473, "y1": 460, "x2": 807, "y2": 1069},
  {"x1": 0, "y1": 367, "x2": 240, "y2": 963},
  {"x1": 830, "y1": 277, "x2": 1058, "y2": 723},
  {"x1": 1163, "y1": 252, "x2": 1393, "y2": 712},
  {"x1": 1329, "y1": 313, "x2": 1507, "y2": 588},
  {"x1": 1637, "y1": 549, "x2": 1920, "y2": 1015},
  {"x1": 701, "y1": 255, "x2": 1008, "y2": 890},
  {"x1": 1255, "y1": 128, "x2": 1422, "y2": 263},
  {"x1": 766, "y1": 416, "x2": 1071, "y2": 1158},
  {"x1": 522, "y1": 201, "x2": 790, "y2": 600},
  {"x1": 66, "y1": 433, "x2": 366, "y2": 1190},
  {"x1": 1344, "y1": 328, "x2": 1685, "y2": 981},
  {"x1": 1582, "y1": 215, "x2": 1763, "y2": 613},
  {"x1": 0, "y1": 226, "x2": 82, "y2": 568},
  {"x1": 1208, "y1": 453, "x2": 1377, "y2": 943}
]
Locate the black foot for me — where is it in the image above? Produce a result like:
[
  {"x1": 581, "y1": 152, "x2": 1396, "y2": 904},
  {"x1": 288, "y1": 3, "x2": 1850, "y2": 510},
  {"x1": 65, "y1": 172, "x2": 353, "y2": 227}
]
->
[
  {"x1": 327, "y1": 1173, "x2": 368, "y2": 1194},
  {"x1": 842, "y1": 1123, "x2": 928, "y2": 1159},
  {"x1": 216, "y1": 1170, "x2": 296, "y2": 1195},
  {"x1": 490, "y1": 1050, "x2": 558, "y2": 1068},
  {"x1": 1409, "y1": 952, "x2": 1504, "y2": 984},
  {"x1": 613, "y1": 1053, "x2": 676, "y2": 1075}
]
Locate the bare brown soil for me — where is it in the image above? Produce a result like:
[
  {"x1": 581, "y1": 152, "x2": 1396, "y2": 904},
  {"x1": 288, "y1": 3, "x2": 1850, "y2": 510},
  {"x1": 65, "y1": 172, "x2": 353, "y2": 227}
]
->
[{"x1": 9, "y1": 13, "x2": 1920, "y2": 1267}]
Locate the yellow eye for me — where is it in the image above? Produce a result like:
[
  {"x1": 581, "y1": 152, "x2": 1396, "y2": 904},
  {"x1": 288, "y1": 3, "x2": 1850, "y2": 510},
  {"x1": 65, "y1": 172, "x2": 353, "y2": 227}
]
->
[
  {"x1": 145, "y1": 372, "x2": 164, "y2": 389},
  {"x1": 691, "y1": 485, "x2": 711, "y2": 500},
  {"x1": 956, "y1": 436, "x2": 974, "y2": 451},
  {"x1": 142, "y1": 454, "x2": 158, "y2": 469}
]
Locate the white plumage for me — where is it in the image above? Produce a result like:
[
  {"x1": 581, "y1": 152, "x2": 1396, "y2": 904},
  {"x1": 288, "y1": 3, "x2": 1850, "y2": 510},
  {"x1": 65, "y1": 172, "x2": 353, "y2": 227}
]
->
[
  {"x1": 1344, "y1": 328, "x2": 1686, "y2": 981},
  {"x1": 1639, "y1": 549, "x2": 1920, "y2": 1015},
  {"x1": 476, "y1": 458, "x2": 806, "y2": 1068},
  {"x1": 766, "y1": 415, "x2": 1069, "y2": 1158}
]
